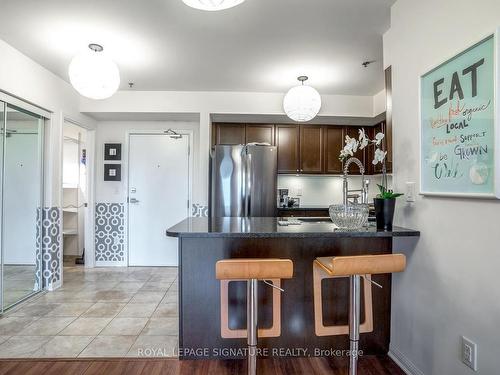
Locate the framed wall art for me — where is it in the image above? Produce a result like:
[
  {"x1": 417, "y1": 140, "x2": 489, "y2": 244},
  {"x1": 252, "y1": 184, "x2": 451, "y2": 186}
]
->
[
  {"x1": 104, "y1": 163, "x2": 121, "y2": 181},
  {"x1": 104, "y1": 143, "x2": 122, "y2": 161},
  {"x1": 420, "y1": 32, "x2": 500, "y2": 198}
]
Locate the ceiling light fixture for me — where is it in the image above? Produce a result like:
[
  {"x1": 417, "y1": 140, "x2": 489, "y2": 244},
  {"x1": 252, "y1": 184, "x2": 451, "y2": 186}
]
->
[
  {"x1": 69, "y1": 43, "x2": 120, "y2": 100},
  {"x1": 182, "y1": 0, "x2": 245, "y2": 11},
  {"x1": 283, "y1": 76, "x2": 322, "y2": 122}
]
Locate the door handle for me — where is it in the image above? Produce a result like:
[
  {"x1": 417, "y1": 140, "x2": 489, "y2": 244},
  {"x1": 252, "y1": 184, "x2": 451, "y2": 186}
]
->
[{"x1": 129, "y1": 198, "x2": 140, "y2": 204}]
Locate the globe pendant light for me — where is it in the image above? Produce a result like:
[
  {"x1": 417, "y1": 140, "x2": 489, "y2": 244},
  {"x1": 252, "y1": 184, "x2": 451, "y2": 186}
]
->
[
  {"x1": 182, "y1": 0, "x2": 245, "y2": 11},
  {"x1": 69, "y1": 44, "x2": 120, "y2": 100},
  {"x1": 283, "y1": 76, "x2": 322, "y2": 122}
]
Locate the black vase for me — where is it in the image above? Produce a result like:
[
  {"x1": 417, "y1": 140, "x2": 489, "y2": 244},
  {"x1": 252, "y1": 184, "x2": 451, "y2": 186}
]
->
[{"x1": 374, "y1": 198, "x2": 396, "y2": 230}]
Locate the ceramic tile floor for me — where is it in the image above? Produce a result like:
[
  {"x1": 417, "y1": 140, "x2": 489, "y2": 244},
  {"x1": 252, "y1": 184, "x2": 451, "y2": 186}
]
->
[
  {"x1": 0, "y1": 266, "x2": 179, "y2": 358},
  {"x1": 3, "y1": 265, "x2": 38, "y2": 307}
]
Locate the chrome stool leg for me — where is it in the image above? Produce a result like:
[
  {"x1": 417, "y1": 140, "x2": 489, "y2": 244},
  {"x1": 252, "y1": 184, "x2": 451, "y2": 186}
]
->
[
  {"x1": 247, "y1": 279, "x2": 258, "y2": 375},
  {"x1": 349, "y1": 275, "x2": 361, "y2": 375}
]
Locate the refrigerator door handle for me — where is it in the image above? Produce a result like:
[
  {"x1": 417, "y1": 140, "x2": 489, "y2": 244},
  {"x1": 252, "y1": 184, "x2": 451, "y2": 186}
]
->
[{"x1": 245, "y1": 148, "x2": 252, "y2": 217}]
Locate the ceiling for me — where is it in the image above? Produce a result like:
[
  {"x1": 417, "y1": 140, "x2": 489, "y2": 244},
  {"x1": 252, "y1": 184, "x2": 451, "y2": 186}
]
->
[{"x1": 0, "y1": 0, "x2": 394, "y2": 95}]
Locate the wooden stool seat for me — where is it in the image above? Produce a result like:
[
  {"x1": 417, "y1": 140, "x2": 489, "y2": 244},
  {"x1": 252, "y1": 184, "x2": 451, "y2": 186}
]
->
[
  {"x1": 216, "y1": 258, "x2": 294, "y2": 280},
  {"x1": 315, "y1": 254, "x2": 406, "y2": 277}
]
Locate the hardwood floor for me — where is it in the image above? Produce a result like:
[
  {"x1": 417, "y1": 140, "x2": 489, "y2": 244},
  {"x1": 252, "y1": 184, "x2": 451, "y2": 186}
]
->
[{"x1": 0, "y1": 356, "x2": 404, "y2": 374}]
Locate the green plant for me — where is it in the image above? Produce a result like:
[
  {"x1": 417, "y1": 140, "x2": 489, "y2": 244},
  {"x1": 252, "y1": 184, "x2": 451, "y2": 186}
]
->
[{"x1": 377, "y1": 184, "x2": 404, "y2": 199}]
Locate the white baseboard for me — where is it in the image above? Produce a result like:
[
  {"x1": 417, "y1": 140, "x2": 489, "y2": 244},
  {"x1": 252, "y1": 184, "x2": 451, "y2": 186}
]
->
[
  {"x1": 389, "y1": 347, "x2": 425, "y2": 375},
  {"x1": 47, "y1": 279, "x2": 62, "y2": 291}
]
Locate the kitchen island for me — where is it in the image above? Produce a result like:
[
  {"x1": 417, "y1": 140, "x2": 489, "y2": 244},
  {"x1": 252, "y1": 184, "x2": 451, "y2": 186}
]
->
[{"x1": 166, "y1": 217, "x2": 419, "y2": 360}]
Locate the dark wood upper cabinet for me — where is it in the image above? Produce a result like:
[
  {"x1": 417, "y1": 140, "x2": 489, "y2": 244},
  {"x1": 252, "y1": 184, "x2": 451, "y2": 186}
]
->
[
  {"x1": 276, "y1": 125, "x2": 300, "y2": 174},
  {"x1": 367, "y1": 123, "x2": 384, "y2": 174},
  {"x1": 299, "y1": 125, "x2": 324, "y2": 173},
  {"x1": 343, "y1": 126, "x2": 365, "y2": 175},
  {"x1": 245, "y1": 124, "x2": 275, "y2": 145},
  {"x1": 214, "y1": 123, "x2": 245, "y2": 145},
  {"x1": 324, "y1": 126, "x2": 345, "y2": 174},
  {"x1": 385, "y1": 66, "x2": 393, "y2": 173},
  {"x1": 212, "y1": 122, "x2": 391, "y2": 175}
]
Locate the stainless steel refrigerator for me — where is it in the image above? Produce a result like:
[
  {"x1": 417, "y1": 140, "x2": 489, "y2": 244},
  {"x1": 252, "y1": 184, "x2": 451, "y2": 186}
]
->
[{"x1": 211, "y1": 144, "x2": 277, "y2": 217}]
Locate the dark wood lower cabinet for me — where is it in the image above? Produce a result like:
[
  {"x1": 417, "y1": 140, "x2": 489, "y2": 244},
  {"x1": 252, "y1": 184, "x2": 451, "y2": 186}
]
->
[
  {"x1": 179, "y1": 236, "x2": 393, "y2": 360},
  {"x1": 278, "y1": 209, "x2": 329, "y2": 217}
]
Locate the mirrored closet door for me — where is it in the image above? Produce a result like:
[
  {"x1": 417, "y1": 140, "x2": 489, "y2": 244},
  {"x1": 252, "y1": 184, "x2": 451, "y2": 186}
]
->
[{"x1": 0, "y1": 100, "x2": 45, "y2": 311}]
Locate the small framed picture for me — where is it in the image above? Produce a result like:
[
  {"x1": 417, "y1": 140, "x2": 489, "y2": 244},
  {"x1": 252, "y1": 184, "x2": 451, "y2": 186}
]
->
[
  {"x1": 104, "y1": 143, "x2": 122, "y2": 161},
  {"x1": 104, "y1": 164, "x2": 121, "y2": 181}
]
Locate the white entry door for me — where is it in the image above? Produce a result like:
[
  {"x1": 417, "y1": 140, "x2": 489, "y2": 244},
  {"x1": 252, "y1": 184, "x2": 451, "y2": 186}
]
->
[{"x1": 128, "y1": 133, "x2": 190, "y2": 266}]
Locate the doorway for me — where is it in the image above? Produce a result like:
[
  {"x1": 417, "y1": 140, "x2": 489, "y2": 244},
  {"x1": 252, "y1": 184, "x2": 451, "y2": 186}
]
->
[
  {"x1": 62, "y1": 122, "x2": 88, "y2": 267},
  {"x1": 127, "y1": 131, "x2": 191, "y2": 266},
  {"x1": 0, "y1": 100, "x2": 45, "y2": 311}
]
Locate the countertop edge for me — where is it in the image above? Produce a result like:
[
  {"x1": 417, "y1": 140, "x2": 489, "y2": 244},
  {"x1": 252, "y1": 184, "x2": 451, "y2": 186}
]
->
[
  {"x1": 167, "y1": 230, "x2": 421, "y2": 239},
  {"x1": 166, "y1": 230, "x2": 180, "y2": 238}
]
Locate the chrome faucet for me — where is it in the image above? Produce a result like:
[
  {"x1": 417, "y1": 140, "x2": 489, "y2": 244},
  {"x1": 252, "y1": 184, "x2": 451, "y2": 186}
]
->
[{"x1": 343, "y1": 157, "x2": 370, "y2": 205}]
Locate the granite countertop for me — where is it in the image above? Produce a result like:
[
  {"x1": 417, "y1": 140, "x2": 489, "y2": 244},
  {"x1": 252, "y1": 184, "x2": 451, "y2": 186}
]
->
[
  {"x1": 277, "y1": 205, "x2": 329, "y2": 210},
  {"x1": 166, "y1": 217, "x2": 420, "y2": 239}
]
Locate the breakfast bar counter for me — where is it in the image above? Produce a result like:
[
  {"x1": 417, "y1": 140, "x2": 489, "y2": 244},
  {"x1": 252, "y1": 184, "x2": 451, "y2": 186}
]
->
[{"x1": 167, "y1": 217, "x2": 420, "y2": 360}]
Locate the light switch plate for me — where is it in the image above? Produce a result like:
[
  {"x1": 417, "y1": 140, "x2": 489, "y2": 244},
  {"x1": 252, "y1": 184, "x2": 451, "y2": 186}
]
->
[
  {"x1": 406, "y1": 182, "x2": 416, "y2": 202},
  {"x1": 462, "y1": 336, "x2": 478, "y2": 371}
]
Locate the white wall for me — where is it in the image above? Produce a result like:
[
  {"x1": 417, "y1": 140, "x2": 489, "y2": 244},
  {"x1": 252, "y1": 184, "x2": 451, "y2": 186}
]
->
[
  {"x1": 373, "y1": 89, "x2": 386, "y2": 116},
  {"x1": 278, "y1": 175, "x2": 390, "y2": 206},
  {"x1": 95, "y1": 121, "x2": 200, "y2": 203},
  {"x1": 384, "y1": 1, "x2": 500, "y2": 374},
  {"x1": 0, "y1": 39, "x2": 96, "y2": 206}
]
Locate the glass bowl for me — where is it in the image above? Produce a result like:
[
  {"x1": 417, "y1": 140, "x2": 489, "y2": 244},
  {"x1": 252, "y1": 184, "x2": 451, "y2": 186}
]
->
[{"x1": 329, "y1": 204, "x2": 369, "y2": 230}]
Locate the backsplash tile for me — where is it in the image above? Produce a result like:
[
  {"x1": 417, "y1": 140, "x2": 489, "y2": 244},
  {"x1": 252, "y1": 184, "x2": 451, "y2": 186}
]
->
[
  {"x1": 95, "y1": 203, "x2": 125, "y2": 263},
  {"x1": 192, "y1": 203, "x2": 208, "y2": 217},
  {"x1": 40, "y1": 207, "x2": 61, "y2": 289}
]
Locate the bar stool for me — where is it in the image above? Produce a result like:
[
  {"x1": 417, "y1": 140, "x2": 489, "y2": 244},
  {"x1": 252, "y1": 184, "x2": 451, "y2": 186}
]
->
[
  {"x1": 313, "y1": 254, "x2": 406, "y2": 375},
  {"x1": 216, "y1": 258, "x2": 294, "y2": 375}
]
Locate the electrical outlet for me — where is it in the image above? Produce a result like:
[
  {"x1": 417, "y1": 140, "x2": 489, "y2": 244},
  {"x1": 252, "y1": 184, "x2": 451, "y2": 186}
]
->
[
  {"x1": 406, "y1": 182, "x2": 416, "y2": 202},
  {"x1": 462, "y1": 336, "x2": 478, "y2": 371}
]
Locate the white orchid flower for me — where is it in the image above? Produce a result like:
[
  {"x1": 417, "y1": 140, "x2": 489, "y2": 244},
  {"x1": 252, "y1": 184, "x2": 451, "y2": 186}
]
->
[
  {"x1": 374, "y1": 132, "x2": 385, "y2": 146},
  {"x1": 339, "y1": 148, "x2": 350, "y2": 159},
  {"x1": 343, "y1": 145, "x2": 353, "y2": 156},
  {"x1": 348, "y1": 138, "x2": 359, "y2": 154},
  {"x1": 340, "y1": 135, "x2": 359, "y2": 159},
  {"x1": 358, "y1": 128, "x2": 369, "y2": 149},
  {"x1": 372, "y1": 148, "x2": 387, "y2": 165}
]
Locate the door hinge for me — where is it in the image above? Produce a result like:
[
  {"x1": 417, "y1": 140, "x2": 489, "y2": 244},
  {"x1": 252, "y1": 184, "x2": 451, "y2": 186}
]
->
[{"x1": 188, "y1": 144, "x2": 190, "y2": 155}]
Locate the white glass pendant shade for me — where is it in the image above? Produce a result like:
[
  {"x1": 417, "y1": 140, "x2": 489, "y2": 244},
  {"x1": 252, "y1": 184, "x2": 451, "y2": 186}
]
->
[
  {"x1": 283, "y1": 82, "x2": 322, "y2": 122},
  {"x1": 182, "y1": 0, "x2": 245, "y2": 11},
  {"x1": 69, "y1": 45, "x2": 120, "y2": 100}
]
